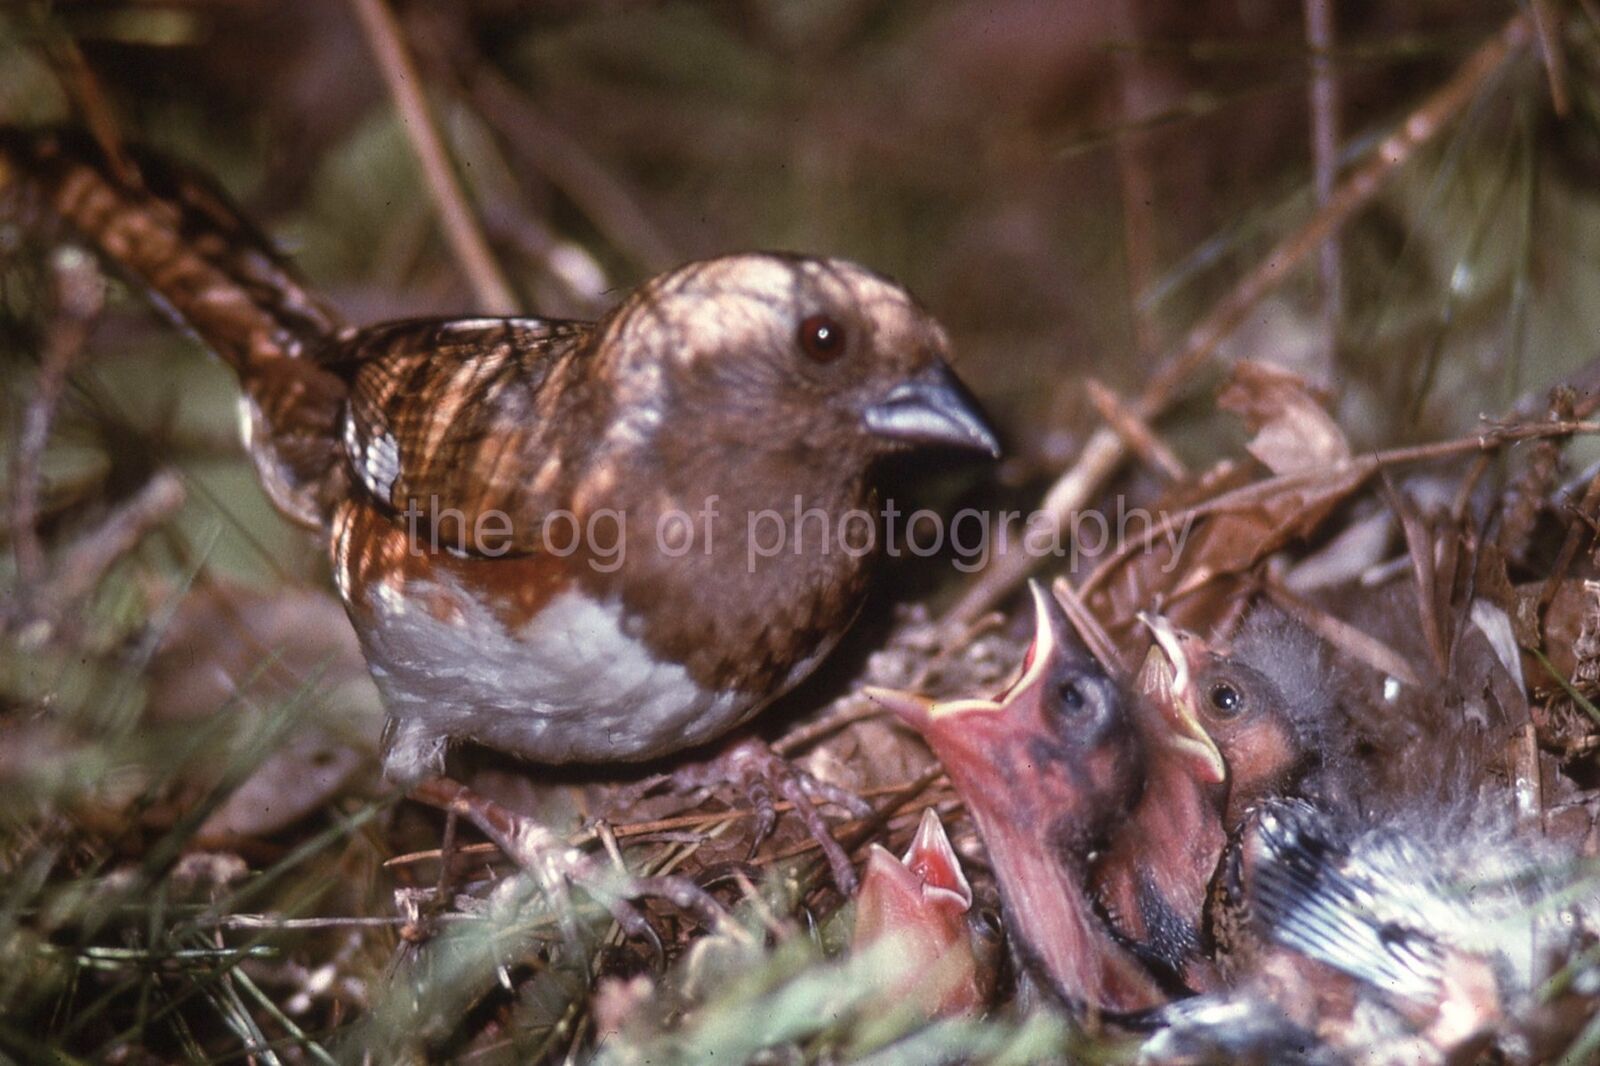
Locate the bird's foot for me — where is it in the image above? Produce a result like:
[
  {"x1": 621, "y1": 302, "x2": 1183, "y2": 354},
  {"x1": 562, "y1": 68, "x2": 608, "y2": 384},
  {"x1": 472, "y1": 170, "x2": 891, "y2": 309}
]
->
[
  {"x1": 662, "y1": 736, "x2": 873, "y2": 894},
  {"x1": 407, "y1": 776, "x2": 728, "y2": 962}
]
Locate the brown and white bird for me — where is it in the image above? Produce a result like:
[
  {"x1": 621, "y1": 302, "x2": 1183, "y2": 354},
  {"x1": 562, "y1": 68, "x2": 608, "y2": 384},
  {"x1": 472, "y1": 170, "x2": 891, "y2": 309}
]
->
[{"x1": 1, "y1": 127, "x2": 999, "y2": 886}]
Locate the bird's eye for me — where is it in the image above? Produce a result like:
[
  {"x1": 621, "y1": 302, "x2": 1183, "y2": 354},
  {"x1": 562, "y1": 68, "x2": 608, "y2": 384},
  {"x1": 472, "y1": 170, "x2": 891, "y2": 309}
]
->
[
  {"x1": 1056, "y1": 679, "x2": 1087, "y2": 714},
  {"x1": 1208, "y1": 681, "x2": 1244, "y2": 718},
  {"x1": 797, "y1": 314, "x2": 846, "y2": 363}
]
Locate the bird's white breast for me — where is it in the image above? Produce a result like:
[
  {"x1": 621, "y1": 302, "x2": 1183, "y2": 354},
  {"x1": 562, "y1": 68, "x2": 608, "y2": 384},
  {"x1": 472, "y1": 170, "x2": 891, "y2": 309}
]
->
[{"x1": 361, "y1": 579, "x2": 746, "y2": 778}]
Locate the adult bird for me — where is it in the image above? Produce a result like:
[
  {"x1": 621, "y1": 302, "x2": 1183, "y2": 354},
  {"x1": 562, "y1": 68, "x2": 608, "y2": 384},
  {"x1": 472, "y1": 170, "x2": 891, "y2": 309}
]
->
[{"x1": 0, "y1": 126, "x2": 1000, "y2": 889}]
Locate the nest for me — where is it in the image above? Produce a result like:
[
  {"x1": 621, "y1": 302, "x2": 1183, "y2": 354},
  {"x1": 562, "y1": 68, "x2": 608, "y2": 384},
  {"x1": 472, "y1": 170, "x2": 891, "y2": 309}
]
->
[{"x1": 3, "y1": 3, "x2": 1600, "y2": 1064}]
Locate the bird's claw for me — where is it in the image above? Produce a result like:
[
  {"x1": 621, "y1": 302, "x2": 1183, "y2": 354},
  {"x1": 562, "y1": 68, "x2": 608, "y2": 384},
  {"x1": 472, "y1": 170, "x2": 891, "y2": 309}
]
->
[
  {"x1": 408, "y1": 776, "x2": 730, "y2": 961},
  {"x1": 719, "y1": 737, "x2": 868, "y2": 895}
]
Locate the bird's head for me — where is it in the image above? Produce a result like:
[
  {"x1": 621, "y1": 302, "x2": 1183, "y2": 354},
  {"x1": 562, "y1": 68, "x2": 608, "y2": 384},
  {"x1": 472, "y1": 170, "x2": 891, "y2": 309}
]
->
[
  {"x1": 1140, "y1": 614, "x2": 1316, "y2": 822},
  {"x1": 598, "y1": 253, "x2": 999, "y2": 470},
  {"x1": 867, "y1": 580, "x2": 1144, "y2": 860},
  {"x1": 852, "y1": 808, "x2": 983, "y2": 1019},
  {"x1": 867, "y1": 581, "x2": 1166, "y2": 1013}
]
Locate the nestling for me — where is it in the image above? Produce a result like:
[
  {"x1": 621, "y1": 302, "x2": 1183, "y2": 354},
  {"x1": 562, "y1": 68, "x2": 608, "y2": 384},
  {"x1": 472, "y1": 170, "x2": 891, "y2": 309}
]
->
[
  {"x1": 1090, "y1": 609, "x2": 1324, "y2": 993},
  {"x1": 867, "y1": 581, "x2": 1168, "y2": 1016},
  {"x1": 851, "y1": 808, "x2": 986, "y2": 1019}
]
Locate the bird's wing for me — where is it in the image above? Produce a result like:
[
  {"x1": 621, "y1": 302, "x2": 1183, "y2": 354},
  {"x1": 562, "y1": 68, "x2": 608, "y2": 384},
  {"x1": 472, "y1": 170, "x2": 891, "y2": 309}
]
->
[
  {"x1": 335, "y1": 316, "x2": 595, "y2": 555},
  {"x1": 1245, "y1": 800, "x2": 1451, "y2": 1013}
]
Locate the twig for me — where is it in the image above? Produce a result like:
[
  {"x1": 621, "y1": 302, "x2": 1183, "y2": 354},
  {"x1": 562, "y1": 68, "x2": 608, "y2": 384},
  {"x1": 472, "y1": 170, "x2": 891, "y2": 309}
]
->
[
  {"x1": 772, "y1": 698, "x2": 880, "y2": 757},
  {"x1": 1510, "y1": 721, "x2": 1543, "y2": 829},
  {"x1": 10, "y1": 251, "x2": 102, "y2": 600},
  {"x1": 1076, "y1": 419, "x2": 1600, "y2": 597},
  {"x1": 384, "y1": 780, "x2": 934, "y2": 867},
  {"x1": 467, "y1": 66, "x2": 677, "y2": 273},
  {"x1": 1051, "y1": 576, "x2": 1129, "y2": 677},
  {"x1": 1262, "y1": 580, "x2": 1424, "y2": 686},
  {"x1": 346, "y1": 0, "x2": 519, "y2": 314},
  {"x1": 1304, "y1": 0, "x2": 1343, "y2": 362},
  {"x1": 1383, "y1": 475, "x2": 1450, "y2": 677},
  {"x1": 209, "y1": 915, "x2": 415, "y2": 930},
  {"x1": 944, "y1": 13, "x2": 1534, "y2": 626},
  {"x1": 768, "y1": 767, "x2": 947, "y2": 871},
  {"x1": 1085, "y1": 378, "x2": 1187, "y2": 481},
  {"x1": 1539, "y1": 459, "x2": 1600, "y2": 619},
  {"x1": 403, "y1": 3, "x2": 670, "y2": 277},
  {"x1": 1111, "y1": 1, "x2": 1161, "y2": 360},
  {"x1": 49, "y1": 471, "x2": 186, "y2": 608},
  {"x1": 1530, "y1": 0, "x2": 1571, "y2": 117},
  {"x1": 771, "y1": 611, "x2": 1005, "y2": 757},
  {"x1": 42, "y1": 40, "x2": 135, "y2": 185}
]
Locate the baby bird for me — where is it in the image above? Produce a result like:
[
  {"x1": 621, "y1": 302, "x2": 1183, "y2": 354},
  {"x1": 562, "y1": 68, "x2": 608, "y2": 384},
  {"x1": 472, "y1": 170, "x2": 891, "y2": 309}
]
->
[
  {"x1": 1091, "y1": 609, "x2": 1324, "y2": 992},
  {"x1": 1154, "y1": 611, "x2": 1328, "y2": 825},
  {"x1": 1204, "y1": 798, "x2": 1507, "y2": 1063},
  {"x1": 1135, "y1": 614, "x2": 1594, "y2": 1065},
  {"x1": 866, "y1": 581, "x2": 1167, "y2": 1016},
  {"x1": 851, "y1": 808, "x2": 985, "y2": 1020}
]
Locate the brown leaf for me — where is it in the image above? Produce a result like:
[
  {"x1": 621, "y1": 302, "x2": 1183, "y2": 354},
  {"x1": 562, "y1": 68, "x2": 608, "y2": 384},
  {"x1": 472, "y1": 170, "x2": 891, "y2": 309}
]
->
[
  {"x1": 1219, "y1": 361, "x2": 1350, "y2": 476},
  {"x1": 1087, "y1": 465, "x2": 1373, "y2": 640}
]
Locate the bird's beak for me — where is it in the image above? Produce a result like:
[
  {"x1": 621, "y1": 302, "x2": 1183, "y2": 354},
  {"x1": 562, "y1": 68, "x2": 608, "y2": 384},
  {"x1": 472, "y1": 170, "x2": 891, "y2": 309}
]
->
[
  {"x1": 863, "y1": 361, "x2": 1002, "y2": 458},
  {"x1": 903, "y1": 807, "x2": 973, "y2": 911},
  {"x1": 1137, "y1": 613, "x2": 1227, "y2": 785},
  {"x1": 867, "y1": 680, "x2": 1015, "y2": 797},
  {"x1": 868, "y1": 581, "x2": 1103, "y2": 799},
  {"x1": 867, "y1": 681, "x2": 1005, "y2": 741},
  {"x1": 864, "y1": 686, "x2": 938, "y2": 730},
  {"x1": 872, "y1": 579, "x2": 1102, "y2": 756}
]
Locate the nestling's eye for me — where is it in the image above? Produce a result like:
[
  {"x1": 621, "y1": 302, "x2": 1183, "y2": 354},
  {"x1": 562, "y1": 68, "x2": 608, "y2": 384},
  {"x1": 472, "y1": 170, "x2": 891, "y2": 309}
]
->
[
  {"x1": 797, "y1": 314, "x2": 846, "y2": 363},
  {"x1": 1208, "y1": 681, "x2": 1244, "y2": 718},
  {"x1": 1056, "y1": 679, "x2": 1087, "y2": 714}
]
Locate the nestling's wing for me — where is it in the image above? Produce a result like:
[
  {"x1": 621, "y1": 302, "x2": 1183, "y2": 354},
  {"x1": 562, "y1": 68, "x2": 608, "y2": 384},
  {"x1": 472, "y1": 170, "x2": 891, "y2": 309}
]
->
[
  {"x1": 1243, "y1": 800, "x2": 1451, "y2": 1012},
  {"x1": 335, "y1": 317, "x2": 594, "y2": 555}
]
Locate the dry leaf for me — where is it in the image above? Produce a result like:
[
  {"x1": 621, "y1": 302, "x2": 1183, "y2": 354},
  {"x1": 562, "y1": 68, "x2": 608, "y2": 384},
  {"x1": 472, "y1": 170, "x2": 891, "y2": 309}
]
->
[{"x1": 1219, "y1": 361, "x2": 1351, "y2": 476}]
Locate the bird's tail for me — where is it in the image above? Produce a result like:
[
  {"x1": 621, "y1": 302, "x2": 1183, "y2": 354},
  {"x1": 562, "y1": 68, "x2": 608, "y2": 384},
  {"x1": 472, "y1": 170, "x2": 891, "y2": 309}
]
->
[
  {"x1": 0, "y1": 127, "x2": 350, "y2": 527},
  {"x1": 0, "y1": 126, "x2": 343, "y2": 370}
]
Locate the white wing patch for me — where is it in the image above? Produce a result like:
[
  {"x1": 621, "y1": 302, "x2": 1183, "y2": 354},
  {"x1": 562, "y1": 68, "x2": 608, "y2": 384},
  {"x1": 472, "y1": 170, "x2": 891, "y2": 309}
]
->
[{"x1": 344, "y1": 413, "x2": 402, "y2": 503}]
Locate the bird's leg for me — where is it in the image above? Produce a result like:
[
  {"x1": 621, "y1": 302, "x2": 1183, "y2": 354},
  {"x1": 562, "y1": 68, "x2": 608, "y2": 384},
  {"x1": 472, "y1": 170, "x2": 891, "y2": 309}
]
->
[
  {"x1": 662, "y1": 736, "x2": 873, "y2": 894},
  {"x1": 407, "y1": 776, "x2": 728, "y2": 954}
]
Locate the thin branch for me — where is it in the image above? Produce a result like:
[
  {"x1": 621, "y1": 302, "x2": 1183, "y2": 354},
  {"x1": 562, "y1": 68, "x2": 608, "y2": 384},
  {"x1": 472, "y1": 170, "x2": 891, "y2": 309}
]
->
[
  {"x1": 468, "y1": 67, "x2": 678, "y2": 273},
  {"x1": 1051, "y1": 576, "x2": 1129, "y2": 677},
  {"x1": 40, "y1": 26, "x2": 138, "y2": 186},
  {"x1": 944, "y1": 13, "x2": 1534, "y2": 626},
  {"x1": 1530, "y1": 0, "x2": 1571, "y2": 116},
  {"x1": 1085, "y1": 378, "x2": 1187, "y2": 481},
  {"x1": 1076, "y1": 419, "x2": 1600, "y2": 597},
  {"x1": 1304, "y1": 0, "x2": 1343, "y2": 362},
  {"x1": 50, "y1": 471, "x2": 186, "y2": 607},
  {"x1": 10, "y1": 252, "x2": 101, "y2": 598},
  {"x1": 1262, "y1": 579, "x2": 1424, "y2": 686},
  {"x1": 347, "y1": 0, "x2": 519, "y2": 314},
  {"x1": 1112, "y1": 1, "x2": 1161, "y2": 360},
  {"x1": 774, "y1": 612, "x2": 1004, "y2": 757}
]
